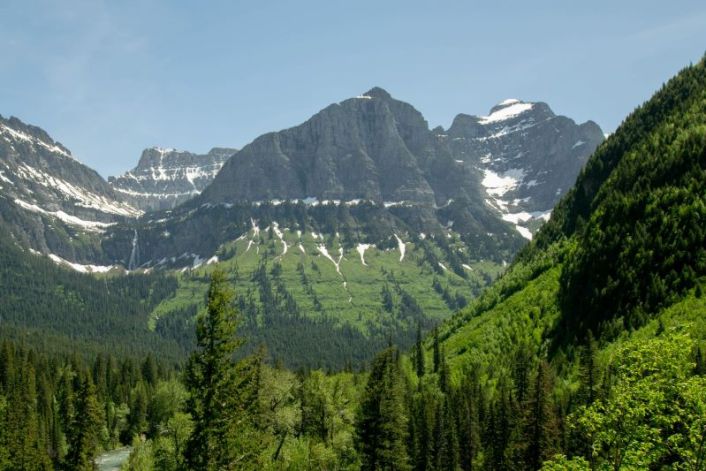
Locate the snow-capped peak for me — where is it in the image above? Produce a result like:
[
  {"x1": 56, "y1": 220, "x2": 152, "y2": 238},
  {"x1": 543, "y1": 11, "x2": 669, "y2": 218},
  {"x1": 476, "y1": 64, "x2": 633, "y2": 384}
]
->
[
  {"x1": 1, "y1": 122, "x2": 74, "y2": 160},
  {"x1": 480, "y1": 101, "x2": 534, "y2": 124},
  {"x1": 498, "y1": 98, "x2": 521, "y2": 106},
  {"x1": 153, "y1": 146, "x2": 177, "y2": 155}
]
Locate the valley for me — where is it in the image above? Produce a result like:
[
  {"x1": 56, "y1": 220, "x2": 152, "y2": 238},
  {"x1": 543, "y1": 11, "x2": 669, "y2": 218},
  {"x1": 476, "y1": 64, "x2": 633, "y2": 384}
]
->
[{"x1": 1, "y1": 7, "x2": 703, "y2": 467}]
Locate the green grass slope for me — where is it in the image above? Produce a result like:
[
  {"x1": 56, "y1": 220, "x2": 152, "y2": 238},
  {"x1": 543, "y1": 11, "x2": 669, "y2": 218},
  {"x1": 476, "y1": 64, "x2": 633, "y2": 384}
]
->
[{"x1": 150, "y1": 226, "x2": 506, "y2": 369}]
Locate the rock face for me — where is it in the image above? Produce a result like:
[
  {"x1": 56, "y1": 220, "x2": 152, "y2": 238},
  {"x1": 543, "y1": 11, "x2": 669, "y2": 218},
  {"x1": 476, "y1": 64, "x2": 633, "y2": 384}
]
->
[
  {"x1": 199, "y1": 90, "x2": 603, "y2": 240},
  {"x1": 0, "y1": 89, "x2": 603, "y2": 269},
  {"x1": 445, "y1": 99, "x2": 604, "y2": 238},
  {"x1": 104, "y1": 89, "x2": 603, "y2": 270},
  {"x1": 109, "y1": 146, "x2": 236, "y2": 211},
  {"x1": 0, "y1": 115, "x2": 141, "y2": 262},
  {"x1": 201, "y1": 87, "x2": 480, "y2": 206}
]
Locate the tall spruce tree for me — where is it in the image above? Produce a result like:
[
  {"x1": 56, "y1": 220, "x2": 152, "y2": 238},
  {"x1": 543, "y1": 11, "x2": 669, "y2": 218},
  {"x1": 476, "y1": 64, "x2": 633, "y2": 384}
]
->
[
  {"x1": 356, "y1": 347, "x2": 411, "y2": 471},
  {"x1": 415, "y1": 324, "x2": 425, "y2": 378},
  {"x1": 65, "y1": 373, "x2": 102, "y2": 471},
  {"x1": 184, "y1": 269, "x2": 260, "y2": 470}
]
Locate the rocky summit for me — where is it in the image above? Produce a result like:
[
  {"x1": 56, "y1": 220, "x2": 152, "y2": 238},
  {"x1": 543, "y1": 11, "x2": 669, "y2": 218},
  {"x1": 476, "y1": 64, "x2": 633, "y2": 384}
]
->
[
  {"x1": 0, "y1": 114, "x2": 141, "y2": 264},
  {"x1": 109, "y1": 146, "x2": 236, "y2": 211},
  {"x1": 445, "y1": 98, "x2": 604, "y2": 238},
  {"x1": 198, "y1": 88, "x2": 603, "y2": 240}
]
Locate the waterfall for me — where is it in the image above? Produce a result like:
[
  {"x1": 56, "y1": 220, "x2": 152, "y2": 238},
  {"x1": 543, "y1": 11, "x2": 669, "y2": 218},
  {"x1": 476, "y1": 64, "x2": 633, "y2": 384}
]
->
[{"x1": 128, "y1": 229, "x2": 139, "y2": 270}]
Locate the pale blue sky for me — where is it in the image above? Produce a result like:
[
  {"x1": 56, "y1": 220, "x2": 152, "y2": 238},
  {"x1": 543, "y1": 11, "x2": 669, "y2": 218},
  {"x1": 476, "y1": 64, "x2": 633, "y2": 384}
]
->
[{"x1": 1, "y1": 1, "x2": 705, "y2": 177}]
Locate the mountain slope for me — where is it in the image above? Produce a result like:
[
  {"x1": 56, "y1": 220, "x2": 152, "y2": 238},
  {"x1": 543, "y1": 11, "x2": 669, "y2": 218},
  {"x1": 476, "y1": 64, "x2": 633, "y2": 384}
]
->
[
  {"x1": 423, "y1": 55, "x2": 706, "y2": 471},
  {"x1": 439, "y1": 55, "x2": 706, "y2": 374},
  {"x1": 0, "y1": 115, "x2": 141, "y2": 263},
  {"x1": 0, "y1": 223, "x2": 184, "y2": 361},
  {"x1": 109, "y1": 146, "x2": 236, "y2": 211}
]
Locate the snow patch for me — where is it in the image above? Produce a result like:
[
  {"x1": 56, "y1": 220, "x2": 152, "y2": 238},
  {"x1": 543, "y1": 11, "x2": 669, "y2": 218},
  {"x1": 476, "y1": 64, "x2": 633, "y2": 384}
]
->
[
  {"x1": 394, "y1": 234, "x2": 406, "y2": 262},
  {"x1": 501, "y1": 209, "x2": 552, "y2": 225},
  {"x1": 0, "y1": 170, "x2": 12, "y2": 184},
  {"x1": 482, "y1": 168, "x2": 525, "y2": 197},
  {"x1": 317, "y1": 244, "x2": 343, "y2": 276},
  {"x1": 479, "y1": 102, "x2": 533, "y2": 124},
  {"x1": 1, "y1": 124, "x2": 74, "y2": 160},
  {"x1": 515, "y1": 225, "x2": 533, "y2": 240},
  {"x1": 15, "y1": 164, "x2": 141, "y2": 217},
  {"x1": 14, "y1": 199, "x2": 114, "y2": 232},
  {"x1": 47, "y1": 254, "x2": 116, "y2": 274},
  {"x1": 356, "y1": 243, "x2": 372, "y2": 266},
  {"x1": 272, "y1": 222, "x2": 288, "y2": 258}
]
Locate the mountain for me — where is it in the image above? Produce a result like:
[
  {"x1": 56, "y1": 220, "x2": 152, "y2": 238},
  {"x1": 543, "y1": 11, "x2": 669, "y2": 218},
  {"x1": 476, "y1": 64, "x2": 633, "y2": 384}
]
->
[
  {"x1": 201, "y1": 88, "x2": 602, "y2": 239},
  {"x1": 0, "y1": 88, "x2": 603, "y2": 368},
  {"x1": 445, "y1": 99, "x2": 604, "y2": 238},
  {"x1": 103, "y1": 89, "x2": 602, "y2": 274},
  {"x1": 108, "y1": 146, "x2": 236, "y2": 211},
  {"x1": 0, "y1": 115, "x2": 141, "y2": 264},
  {"x1": 91, "y1": 89, "x2": 603, "y2": 367},
  {"x1": 424, "y1": 57, "x2": 706, "y2": 469}
]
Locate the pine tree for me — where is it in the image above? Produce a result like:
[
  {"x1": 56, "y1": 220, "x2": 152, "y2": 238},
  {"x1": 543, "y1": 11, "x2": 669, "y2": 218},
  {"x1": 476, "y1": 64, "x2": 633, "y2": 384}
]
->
[
  {"x1": 5, "y1": 360, "x2": 50, "y2": 470},
  {"x1": 524, "y1": 360, "x2": 559, "y2": 470},
  {"x1": 356, "y1": 347, "x2": 411, "y2": 471},
  {"x1": 415, "y1": 324, "x2": 425, "y2": 378},
  {"x1": 65, "y1": 373, "x2": 102, "y2": 471},
  {"x1": 124, "y1": 383, "x2": 148, "y2": 441},
  {"x1": 579, "y1": 331, "x2": 599, "y2": 404},
  {"x1": 433, "y1": 327, "x2": 441, "y2": 374},
  {"x1": 184, "y1": 269, "x2": 260, "y2": 470}
]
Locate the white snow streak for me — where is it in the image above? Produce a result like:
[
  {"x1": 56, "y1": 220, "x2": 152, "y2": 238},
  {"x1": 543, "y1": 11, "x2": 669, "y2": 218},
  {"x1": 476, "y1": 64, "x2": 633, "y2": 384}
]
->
[
  {"x1": 47, "y1": 254, "x2": 116, "y2": 273},
  {"x1": 272, "y1": 222, "x2": 288, "y2": 258},
  {"x1": 394, "y1": 234, "x2": 406, "y2": 262},
  {"x1": 14, "y1": 199, "x2": 114, "y2": 232},
  {"x1": 356, "y1": 243, "x2": 372, "y2": 266},
  {"x1": 317, "y1": 244, "x2": 343, "y2": 276},
  {"x1": 479, "y1": 102, "x2": 533, "y2": 124}
]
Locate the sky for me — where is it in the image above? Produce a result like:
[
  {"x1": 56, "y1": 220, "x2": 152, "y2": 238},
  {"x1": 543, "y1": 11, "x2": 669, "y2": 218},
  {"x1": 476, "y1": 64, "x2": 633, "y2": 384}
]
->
[{"x1": 1, "y1": 1, "x2": 705, "y2": 178}]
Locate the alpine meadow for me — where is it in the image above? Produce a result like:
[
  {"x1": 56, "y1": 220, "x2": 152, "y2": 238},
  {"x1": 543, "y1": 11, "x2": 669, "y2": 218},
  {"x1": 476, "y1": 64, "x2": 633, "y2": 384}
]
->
[{"x1": 0, "y1": 3, "x2": 705, "y2": 470}]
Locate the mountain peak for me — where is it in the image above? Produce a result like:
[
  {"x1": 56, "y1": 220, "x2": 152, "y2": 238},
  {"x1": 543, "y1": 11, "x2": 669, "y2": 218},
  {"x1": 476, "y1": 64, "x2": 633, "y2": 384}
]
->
[
  {"x1": 361, "y1": 87, "x2": 392, "y2": 100},
  {"x1": 485, "y1": 100, "x2": 534, "y2": 120}
]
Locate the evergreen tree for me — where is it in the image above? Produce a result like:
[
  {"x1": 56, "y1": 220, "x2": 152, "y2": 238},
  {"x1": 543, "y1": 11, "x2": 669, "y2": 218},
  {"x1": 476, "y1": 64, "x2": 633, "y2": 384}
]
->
[
  {"x1": 524, "y1": 360, "x2": 559, "y2": 470},
  {"x1": 433, "y1": 328, "x2": 441, "y2": 374},
  {"x1": 65, "y1": 374, "x2": 102, "y2": 471},
  {"x1": 415, "y1": 324, "x2": 425, "y2": 378},
  {"x1": 579, "y1": 331, "x2": 599, "y2": 404},
  {"x1": 5, "y1": 360, "x2": 49, "y2": 470},
  {"x1": 184, "y1": 269, "x2": 260, "y2": 470},
  {"x1": 356, "y1": 347, "x2": 411, "y2": 471}
]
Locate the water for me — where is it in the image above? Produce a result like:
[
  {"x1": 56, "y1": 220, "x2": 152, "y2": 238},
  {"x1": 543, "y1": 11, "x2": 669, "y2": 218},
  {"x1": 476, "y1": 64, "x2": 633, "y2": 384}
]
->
[
  {"x1": 96, "y1": 447, "x2": 131, "y2": 471},
  {"x1": 128, "y1": 229, "x2": 139, "y2": 270}
]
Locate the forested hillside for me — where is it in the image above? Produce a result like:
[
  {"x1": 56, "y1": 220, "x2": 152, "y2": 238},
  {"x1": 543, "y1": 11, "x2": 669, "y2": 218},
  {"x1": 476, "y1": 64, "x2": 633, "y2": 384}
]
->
[
  {"x1": 408, "y1": 56, "x2": 706, "y2": 469},
  {"x1": 0, "y1": 228, "x2": 185, "y2": 362}
]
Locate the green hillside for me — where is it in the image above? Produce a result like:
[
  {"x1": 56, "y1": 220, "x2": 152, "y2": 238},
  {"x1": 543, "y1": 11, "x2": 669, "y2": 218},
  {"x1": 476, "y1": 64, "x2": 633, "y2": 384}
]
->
[
  {"x1": 150, "y1": 226, "x2": 505, "y2": 369},
  {"x1": 408, "y1": 56, "x2": 706, "y2": 469}
]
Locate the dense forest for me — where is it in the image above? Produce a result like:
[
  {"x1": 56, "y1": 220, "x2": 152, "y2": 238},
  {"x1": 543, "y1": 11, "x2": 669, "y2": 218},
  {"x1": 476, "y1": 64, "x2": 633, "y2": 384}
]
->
[{"x1": 1, "y1": 57, "x2": 706, "y2": 470}]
